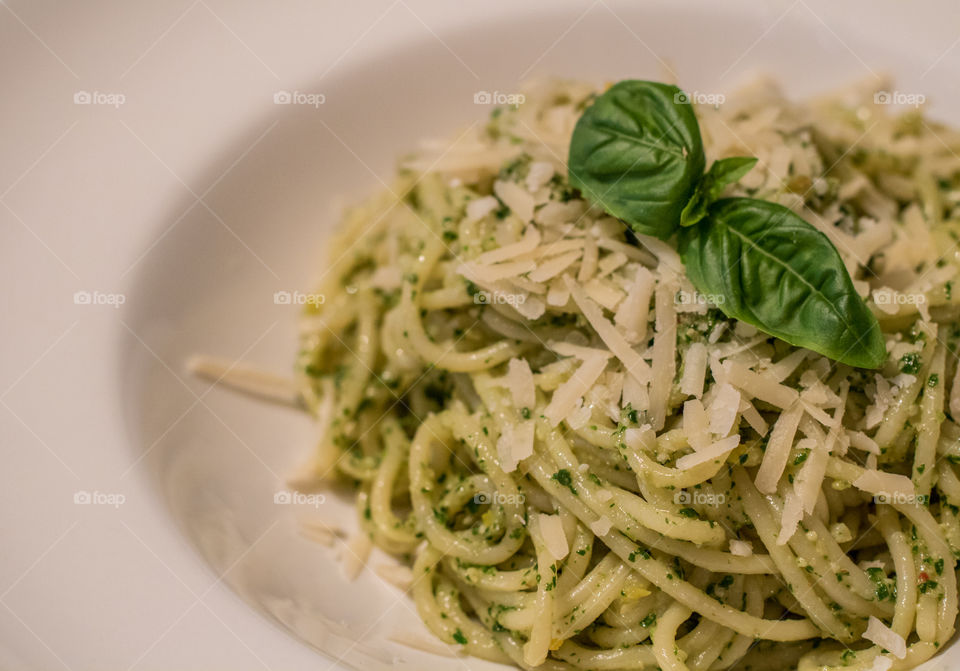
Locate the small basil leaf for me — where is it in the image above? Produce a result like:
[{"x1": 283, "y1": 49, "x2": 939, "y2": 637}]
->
[
  {"x1": 568, "y1": 81, "x2": 706, "y2": 240},
  {"x1": 680, "y1": 156, "x2": 758, "y2": 227},
  {"x1": 678, "y1": 198, "x2": 886, "y2": 369},
  {"x1": 706, "y1": 156, "x2": 758, "y2": 189}
]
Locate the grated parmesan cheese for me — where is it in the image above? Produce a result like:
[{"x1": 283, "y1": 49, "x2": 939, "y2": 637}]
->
[
  {"x1": 543, "y1": 356, "x2": 608, "y2": 427},
  {"x1": 578, "y1": 235, "x2": 598, "y2": 282},
  {"x1": 755, "y1": 403, "x2": 804, "y2": 494},
  {"x1": 777, "y1": 490, "x2": 804, "y2": 545},
  {"x1": 680, "y1": 342, "x2": 708, "y2": 399},
  {"x1": 951, "y1": 361, "x2": 960, "y2": 420},
  {"x1": 847, "y1": 430, "x2": 879, "y2": 454},
  {"x1": 546, "y1": 280, "x2": 570, "y2": 307},
  {"x1": 187, "y1": 356, "x2": 300, "y2": 406},
  {"x1": 497, "y1": 420, "x2": 535, "y2": 473},
  {"x1": 864, "y1": 374, "x2": 895, "y2": 430},
  {"x1": 795, "y1": 437, "x2": 829, "y2": 515},
  {"x1": 525, "y1": 161, "x2": 555, "y2": 192},
  {"x1": 506, "y1": 358, "x2": 536, "y2": 408},
  {"x1": 475, "y1": 226, "x2": 541, "y2": 265},
  {"x1": 514, "y1": 295, "x2": 546, "y2": 320},
  {"x1": 864, "y1": 617, "x2": 906, "y2": 659},
  {"x1": 722, "y1": 360, "x2": 799, "y2": 409},
  {"x1": 298, "y1": 517, "x2": 345, "y2": 547},
  {"x1": 676, "y1": 435, "x2": 741, "y2": 470},
  {"x1": 596, "y1": 237, "x2": 657, "y2": 265},
  {"x1": 564, "y1": 275, "x2": 652, "y2": 384},
  {"x1": 867, "y1": 656, "x2": 893, "y2": 671},
  {"x1": 375, "y1": 563, "x2": 415, "y2": 590},
  {"x1": 538, "y1": 513, "x2": 569, "y2": 561},
  {"x1": 494, "y1": 180, "x2": 535, "y2": 222},
  {"x1": 708, "y1": 383, "x2": 741, "y2": 437},
  {"x1": 682, "y1": 400, "x2": 711, "y2": 450},
  {"x1": 621, "y1": 372, "x2": 650, "y2": 413},
  {"x1": 852, "y1": 470, "x2": 914, "y2": 500},
  {"x1": 614, "y1": 266, "x2": 655, "y2": 345},
  {"x1": 465, "y1": 196, "x2": 499, "y2": 222},
  {"x1": 589, "y1": 516, "x2": 613, "y2": 536},
  {"x1": 341, "y1": 532, "x2": 373, "y2": 581},
  {"x1": 597, "y1": 251, "x2": 628, "y2": 277},
  {"x1": 634, "y1": 233, "x2": 683, "y2": 274},
  {"x1": 649, "y1": 276, "x2": 678, "y2": 430},
  {"x1": 528, "y1": 250, "x2": 582, "y2": 282},
  {"x1": 535, "y1": 200, "x2": 585, "y2": 227},
  {"x1": 566, "y1": 398, "x2": 592, "y2": 430},
  {"x1": 739, "y1": 399, "x2": 769, "y2": 436},
  {"x1": 459, "y1": 258, "x2": 536, "y2": 282},
  {"x1": 550, "y1": 341, "x2": 613, "y2": 361},
  {"x1": 584, "y1": 278, "x2": 624, "y2": 311},
  {"x1": 768, "y1": 349, "x2": 810, "y2": 382},
  {"x1": 533, "y1": 238, "x2": 585, "y2": 259}
]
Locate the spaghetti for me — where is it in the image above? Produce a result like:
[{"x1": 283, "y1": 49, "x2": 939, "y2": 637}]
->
[{"x1": 292, "y1": 79, "x2": 960, "y2": 670}]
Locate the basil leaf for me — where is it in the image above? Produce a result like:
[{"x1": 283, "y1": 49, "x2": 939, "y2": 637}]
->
[
  {"x1": 568, "y1": 81, "x2": 705, "y2": 240},
  {"x1": 678, "y1": 198, "x2": 886, "y2": 368},
  {"x1": 680, "y1": 156, "x2": 757, "y2": 227}
]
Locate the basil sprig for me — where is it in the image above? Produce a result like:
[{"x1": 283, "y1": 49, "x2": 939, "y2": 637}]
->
[
  {"x1": 680, "y1": 156, "x2": 758, "y2": 227},
  {"x1": 568, "y1": 80, "x2": 886, "y2": 369}
]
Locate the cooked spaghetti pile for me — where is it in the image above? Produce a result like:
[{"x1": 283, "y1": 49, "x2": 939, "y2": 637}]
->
[{"x1": 295, "y1": 79, "x2": 960, "y2": 671}]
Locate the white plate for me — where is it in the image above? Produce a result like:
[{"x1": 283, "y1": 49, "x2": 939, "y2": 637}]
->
[{"x1": 3, "y1": 1, "x2": 960, "y2": 668}]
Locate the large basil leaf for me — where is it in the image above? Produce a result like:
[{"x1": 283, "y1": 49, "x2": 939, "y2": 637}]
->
[
  {"x1": 680, "y1": 156, "x2": 757, "y2": 227},
  {"x1": 568, "y1": 81, "x2": 705, "y2": 240},
  {"x1": 678, "y1": 198, "x2": 886, "y2": 369}
]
